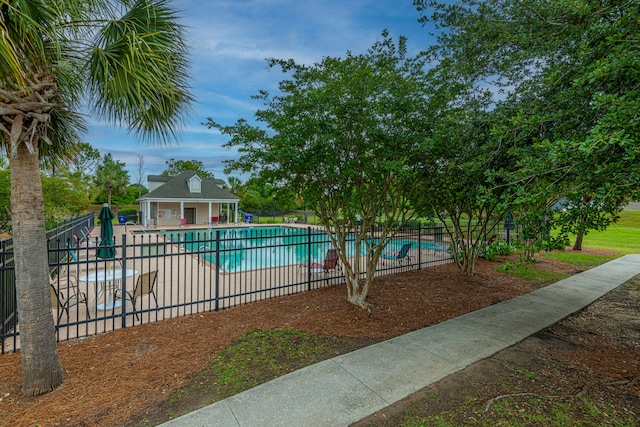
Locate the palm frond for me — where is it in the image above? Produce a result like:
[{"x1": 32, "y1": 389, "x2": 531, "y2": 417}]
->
[
  {"x1": 0, "y1": 0, "x2": 59, "y2": 86},
  {"x1": 88, "y1": 0, "x2": 193, "y2": 145},
  {"x1": 0, "y1": 11, "x2": 23, "y2": 83},
  {"x1": 38, "y1": 108, "x2": 85, "y2": 171}
]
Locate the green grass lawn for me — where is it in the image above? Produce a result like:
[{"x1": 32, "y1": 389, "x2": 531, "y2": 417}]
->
[
  {"x1": 538, "y1": 252, "x2": 618, "y2": 269},
  {"x1": 572, "y1": 209, "x2": 640, "y2": 255},
  {"x1": 498, "y1": 209, "x2": 639, "y2": 284},
  {"x1": 498, "y1": 262, "x2": 571, "y2": 287}
]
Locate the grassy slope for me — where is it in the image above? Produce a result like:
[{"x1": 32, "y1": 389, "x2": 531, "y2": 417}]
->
[{"x1": 574, "y1": 210, "x2": 640, "y2": 255}]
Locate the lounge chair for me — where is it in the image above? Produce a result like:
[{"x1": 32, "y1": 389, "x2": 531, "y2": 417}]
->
[
  {"x1": 73, "y1": 233, "x2": 96, "y2": 248},
  {"x1": 55, "y1": 242, "x2": 88, "y2": 277},
  {"x1": 66, "y1": 241, "x2": 97, "y2": 263},
  {"x1": 68, "y1": 246, "x2": 79, "y2": 262},
  {"x1": 380, "y1": 243, "x2": 414, "y2": 265},
  {"x1": 80, "y1": 229, "x2": 92, "y2": 242},
  {"x1": 50, "y1": 278, "x2": 90, "y2": 323},
  {"x1": 431, "y1": 244, "x2": 451, "y2": 253},
  {"x1": 115, "y1": 270, "x2": 158, "y2": 320},
  {"x1": 299, "y1": 249, "x2": 342, "y2": 283}
]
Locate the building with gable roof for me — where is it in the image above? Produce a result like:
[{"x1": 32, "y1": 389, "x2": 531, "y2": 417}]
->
[{"x1": 138, "y1": 171, "x2": 240, "y2": 227}]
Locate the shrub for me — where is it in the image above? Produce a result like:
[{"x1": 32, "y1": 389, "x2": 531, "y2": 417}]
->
[
  {"x1": 494, "y1": 241, "x2": 513, "y2": 256},
  {"x1": 541, "y1": 234, "x2": 570, "y2": 251},
  {"x1": 482, "y1": 241, "x2": 514, "y2": 261},
  {"x1": 118, "y1": 208, "x2": 137, "y2": 216},
  {"x1": 117, "y1": 208, "x2": 138, "y2": 223}
]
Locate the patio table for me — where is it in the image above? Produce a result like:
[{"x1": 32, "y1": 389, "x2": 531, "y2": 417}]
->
[{"x1": 79, "y1": 269, "x2": 138, "y2": 310}]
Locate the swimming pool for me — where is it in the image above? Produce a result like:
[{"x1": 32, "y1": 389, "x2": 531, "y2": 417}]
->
[{"x1": 158, "y1": 226, "x2": 448, "y2": 272}]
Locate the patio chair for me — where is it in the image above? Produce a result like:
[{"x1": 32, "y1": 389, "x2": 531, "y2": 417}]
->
[
  {"x1": 50, "y1": 278, "x2": 90, "y2": 323},
  {"x1": 380, "y1": 243, "x2": 414, "y2": 265},
  {"x1": 116, "y1": 270, "x2": 158, "y2": 320}
]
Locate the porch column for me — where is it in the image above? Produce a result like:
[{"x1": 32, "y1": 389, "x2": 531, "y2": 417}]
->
[
  {"x1": 140, "y1": 201, "x2": 144, "y2": 226},
  {"x1": 234, "y1": 202, "x2": 239, "y2": 223},
  {"x1": 208, "y1": 202, "x2": 212, "y2": 224},
  {"x1": 180, "y1": 202, "x2": 184, "y2": 226},
  {"x1": 144, "y1": 200, "x2": 150, "y2": 226}
]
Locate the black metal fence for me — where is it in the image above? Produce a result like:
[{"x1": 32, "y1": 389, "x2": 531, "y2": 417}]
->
[
  {"x1": 0, "y1": 213, "x2": 95, "y2": 347},
  {"x1": 1, "y1": 218, "x2": 525, "y2": 354},
  {"x1": 0, "y1": 239, "x2": 15, "y2": 339},
  {"x1": 3, "y1": 223, "x2": 465, "y2": 353},
  {"x1": 47, "y1": 213, "x2": 97, "y2": 271}
]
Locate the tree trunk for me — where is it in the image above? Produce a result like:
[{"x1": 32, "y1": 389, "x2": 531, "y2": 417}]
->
[
  {"x1": 460, "y1": 244, "x2": 478, "y2": 276},
  {"x1": 10, "y1": 142, "x2": 64, "y2": 396},
  {"x1": 346, "y1": 279, "x2": 369, "y2": 308},
  {"x1": 461, "y1": 257, "x2": 475, "y2": 276},
  {"x1": 573, "y1": 231, "x2": 584, "y2": 251},
  {"x1": 344, "y1": 260, "x2": 371, "y2": 309},
  {"x1": 449, "y1": 238, "x2": 476, "y2": 275},
  {"x1": 523, "y1": 238, "x2": 537, "y2": 261}
]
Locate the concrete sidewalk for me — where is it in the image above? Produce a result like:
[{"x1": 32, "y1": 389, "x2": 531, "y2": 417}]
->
[{"x1": 160, "y1": 254, "x2": 640, "y2": 427}]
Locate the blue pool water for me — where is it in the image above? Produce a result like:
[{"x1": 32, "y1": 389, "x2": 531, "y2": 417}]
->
[{"x1": 159, "y1": 226, "x2": 447, "y2": 272}]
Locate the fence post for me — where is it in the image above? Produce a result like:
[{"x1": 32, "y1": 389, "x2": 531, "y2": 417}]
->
[
  {"x1": 307, "y1": 227, "x2": 312, "y2": 291},
  {"x1": 1, "y1": 241, "x2": 8, "y2": 336},
  {"x1": 418, "y1": 224, "x2": 422, "y2": 269},
  {"x1": 121, "y1": 234, "x2": 128, "y2": 329},
  {"x1": 214, "y1": 230, "x2": 220, "y2": 312}
]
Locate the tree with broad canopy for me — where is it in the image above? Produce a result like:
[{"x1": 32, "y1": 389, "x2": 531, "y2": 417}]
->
[
  {"x1": 161, "y1": 158, "x2": 214, "y2": 179},
  {"x1": 413, "y1": 0, "x2": 639, "y2": 258},
  {"x1": 206, "y1": 32, "x2": 434, "y2": 309}
]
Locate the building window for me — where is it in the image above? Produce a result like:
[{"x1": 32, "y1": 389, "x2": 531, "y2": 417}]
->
[{"x1": 189, "y1": 175, "x2": 202, "y2": 193}]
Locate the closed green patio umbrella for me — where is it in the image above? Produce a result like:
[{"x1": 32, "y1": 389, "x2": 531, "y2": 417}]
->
[{"x1": 97, "y1": 203, "x2": 116, "y2": 259}]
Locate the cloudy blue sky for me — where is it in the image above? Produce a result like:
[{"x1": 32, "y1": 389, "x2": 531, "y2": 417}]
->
[{"x1": 87, "y1": 0, "x2": 437, "y2": 185}]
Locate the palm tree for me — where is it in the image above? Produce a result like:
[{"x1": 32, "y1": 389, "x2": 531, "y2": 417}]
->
[
  {"x1": 0, "y1": 0, "x2": 192, "y2": 396},
  {"x1": 94, "y1": 153, "x2": 130, "y2": 206},
  {"x1": 227, "y1": 176, "x2": 243, "y2": 195}
]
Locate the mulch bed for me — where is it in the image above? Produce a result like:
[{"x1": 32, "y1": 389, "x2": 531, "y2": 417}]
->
[{"x1": 0, "y1": 257, "x2": 572, "y2": 426}]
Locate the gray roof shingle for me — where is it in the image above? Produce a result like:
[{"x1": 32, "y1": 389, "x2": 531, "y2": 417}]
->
[{"x1": 139, "y1": 171, "x2": 240, "y2": 201}]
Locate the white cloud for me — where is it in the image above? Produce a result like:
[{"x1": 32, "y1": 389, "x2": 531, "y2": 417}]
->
[{"x1": 85, "y1": 0, "x2": 430, "y2": 184}]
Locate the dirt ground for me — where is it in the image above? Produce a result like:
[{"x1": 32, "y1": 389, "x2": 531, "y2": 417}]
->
[{"x1": 1, "y1": 249, "x2": 638, "y2": 426}]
